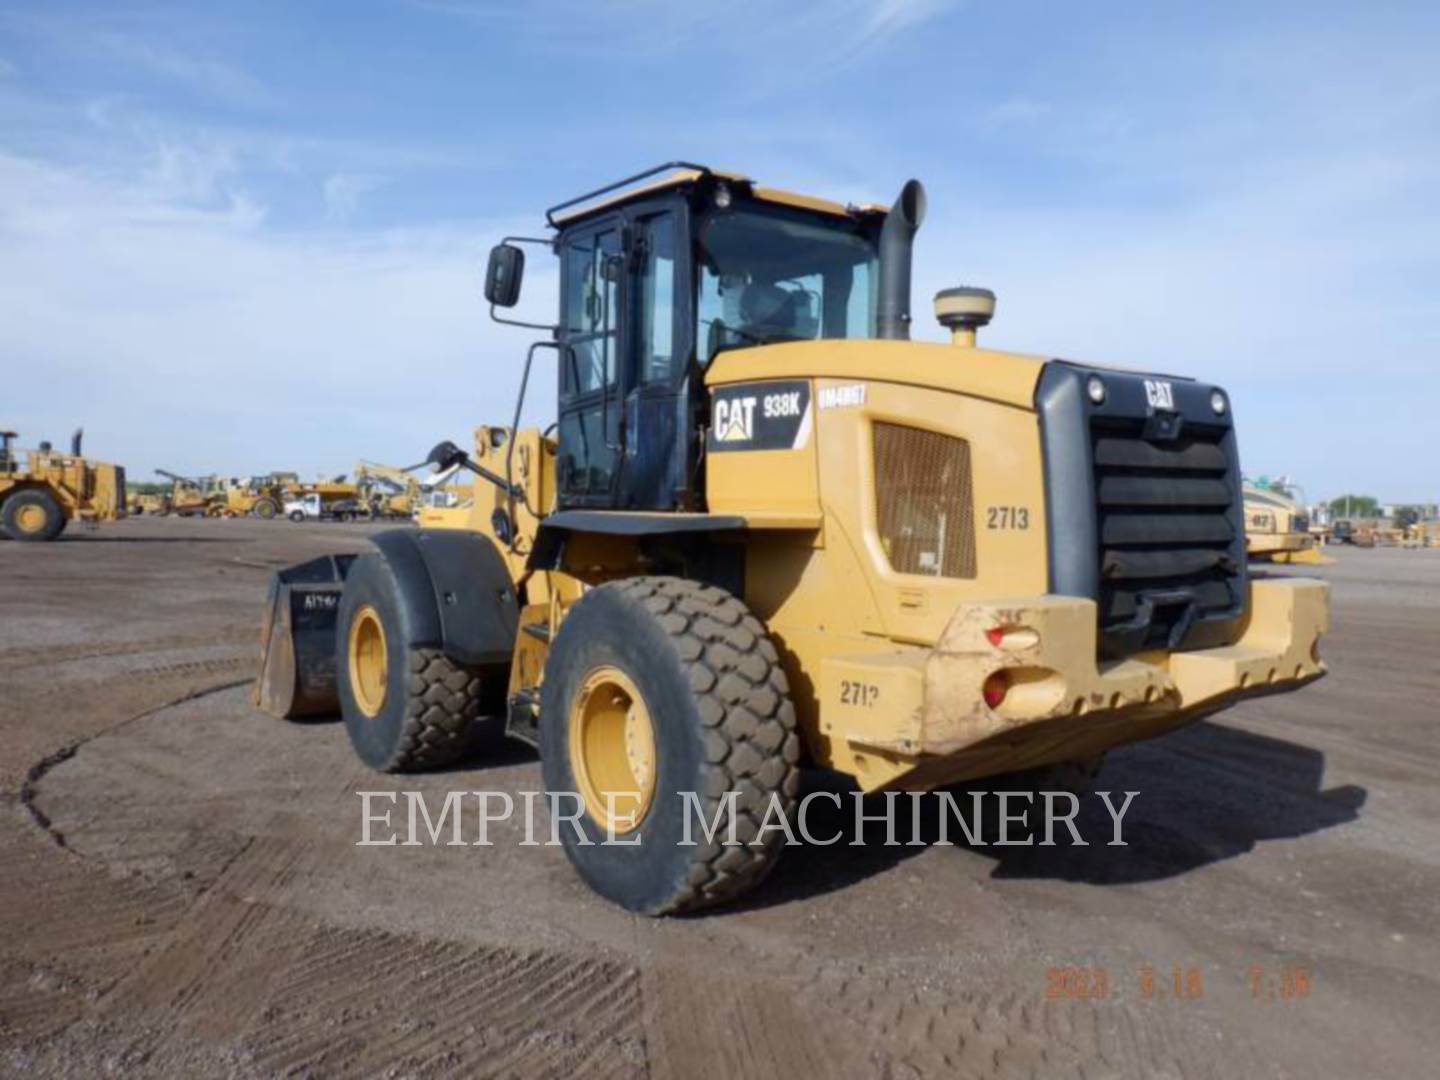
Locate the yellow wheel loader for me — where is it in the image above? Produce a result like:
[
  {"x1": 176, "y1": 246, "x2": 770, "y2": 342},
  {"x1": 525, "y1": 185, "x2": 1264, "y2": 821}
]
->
[
  {"x1": 0, "y1": 429, "x2": 125, "y2": 541},
  {"x1": 155, "y1": 470, "x2": 221, "y2": 517},
  {"x1": 215, "y1": 475, "x2": 290, "y2": 519},
  {"x1": 256, "y1": 163, "x2": 1330, "y2": 914}
]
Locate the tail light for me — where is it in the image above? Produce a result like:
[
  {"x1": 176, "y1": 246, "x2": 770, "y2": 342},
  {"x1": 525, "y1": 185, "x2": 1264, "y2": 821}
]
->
[{"x1": 983, "y1": 670, "x2": 1009, "y2": 709}]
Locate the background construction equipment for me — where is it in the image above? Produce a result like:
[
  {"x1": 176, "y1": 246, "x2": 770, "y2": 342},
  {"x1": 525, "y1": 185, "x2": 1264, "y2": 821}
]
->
[{"x1": 0, "y1": 428, "x2": 125, "y2": 541}]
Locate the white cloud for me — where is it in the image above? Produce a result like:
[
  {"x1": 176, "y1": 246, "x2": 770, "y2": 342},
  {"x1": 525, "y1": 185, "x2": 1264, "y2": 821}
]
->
[
  {"x1": 414, "y1": 0, "x2": 962, "y2": 77},
  {"x1": 975, "y1": 98, "x2": 1051, "y2": 133},
  {"x1": 323, "y1": 173, "x2": 388, "y2": 222},
  {"x1": 2, "y1": 10, "x2": 274, "y2": 109},
  {"x1": 91, "y1": 30, "x2": 274, "y2": 109},
  {"x1": 865, "y1": 0, "x2": 955, "y2": 35},
  {"x1": 0, "y1": 145, "x2": 554, "y2": 481}
]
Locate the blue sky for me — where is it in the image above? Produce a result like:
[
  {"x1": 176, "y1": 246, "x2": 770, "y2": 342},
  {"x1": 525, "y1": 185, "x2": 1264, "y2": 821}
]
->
[{"x1": 2, "y1": 1, "x2": 1437, "y2": 501}]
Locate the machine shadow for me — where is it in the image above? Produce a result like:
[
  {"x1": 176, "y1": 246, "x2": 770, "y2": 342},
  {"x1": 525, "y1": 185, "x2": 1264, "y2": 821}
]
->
[{"x1": 742, "y1": 720, "x2": 1366, "y2": 911}]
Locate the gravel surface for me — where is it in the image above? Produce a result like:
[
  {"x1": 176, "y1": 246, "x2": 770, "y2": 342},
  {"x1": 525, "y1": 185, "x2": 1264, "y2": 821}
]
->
[{"x1": 2, "y1": 516, "x2": 1437, "y2": 1077}]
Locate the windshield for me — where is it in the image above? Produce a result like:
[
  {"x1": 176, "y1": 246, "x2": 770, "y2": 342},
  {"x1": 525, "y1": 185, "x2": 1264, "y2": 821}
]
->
[{"x1": 696, "y1": 206, "x2": 877, "y2": 364}]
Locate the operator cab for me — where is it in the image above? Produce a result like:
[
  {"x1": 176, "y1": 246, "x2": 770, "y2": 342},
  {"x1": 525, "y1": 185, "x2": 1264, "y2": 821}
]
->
[
  {"x1": 0, "y1": 431, "x2": 16, "y2": 474},
  {"x1": 484, "y1": 163, "x2": 898, "y2": 513}
]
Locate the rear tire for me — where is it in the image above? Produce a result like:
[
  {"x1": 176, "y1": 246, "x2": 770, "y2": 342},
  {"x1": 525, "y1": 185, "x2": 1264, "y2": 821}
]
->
[
  {"x1": 336, "y1": 551, "x2": 498, "y2": 771},
  {"x1": 540, "y1": 576, "x2": 800, "y2": 915},
  {"x1": 252, "y1": 498, "x2": 278, "y2": 519},
  {"x1": 2, "y1": 489, "x2": 65, "y2": 542}
]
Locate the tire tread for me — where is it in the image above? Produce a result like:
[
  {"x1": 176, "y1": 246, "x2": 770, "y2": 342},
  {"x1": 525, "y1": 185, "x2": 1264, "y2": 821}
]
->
[
  {"x1": 389, "y1": 648, "x2": 483, "y2": 771},
  {"x1": 604, "y1": 576, "x2": 800, "y2": 913}
]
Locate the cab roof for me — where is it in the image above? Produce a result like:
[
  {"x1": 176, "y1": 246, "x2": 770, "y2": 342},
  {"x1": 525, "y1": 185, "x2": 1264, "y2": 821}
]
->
[{"x1": 546, "y1": 161, "x2": 889, "y2": 228}]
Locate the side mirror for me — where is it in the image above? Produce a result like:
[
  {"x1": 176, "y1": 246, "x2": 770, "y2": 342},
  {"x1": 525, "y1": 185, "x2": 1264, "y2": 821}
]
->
[{"x1": 484, "y1": 244, "x2": 525, "y2": 307}]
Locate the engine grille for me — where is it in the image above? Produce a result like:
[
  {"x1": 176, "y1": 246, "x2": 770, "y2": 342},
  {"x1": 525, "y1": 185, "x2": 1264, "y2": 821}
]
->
[
  {"x1": 873, "y1": 422, "x2": 976, "y2": 579},
  {"x1": 1091, "y1": 417, "x2": 1243, "y2": 651}
]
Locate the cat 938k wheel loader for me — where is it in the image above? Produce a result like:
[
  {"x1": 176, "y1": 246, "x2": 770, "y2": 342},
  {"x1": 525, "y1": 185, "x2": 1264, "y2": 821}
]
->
[{"x1": 255, "y1": 163, "x2": 1330, "y2": 914}]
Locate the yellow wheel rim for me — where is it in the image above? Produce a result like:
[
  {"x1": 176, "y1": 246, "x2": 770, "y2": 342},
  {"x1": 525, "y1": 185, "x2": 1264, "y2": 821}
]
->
[
  {"x1": 15, "y1": 504, "x2": 46, "y2": 533},
  {"x1": 347, "y1": 605, "x2": 388, "y2": 718},
  {"x1": 568, "y1": 666, "x2": 656, "y2": 833}
]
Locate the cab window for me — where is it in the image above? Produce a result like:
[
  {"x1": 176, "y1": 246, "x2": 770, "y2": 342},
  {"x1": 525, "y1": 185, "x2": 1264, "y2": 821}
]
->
[
  {"x1": 637, "y1": 214, "x2": 677, "y2": 384},
  {"x1": 696, "y1": 207, "x2": 877, "y2": 365},
  {"x1": 562, "y1": 228, "x2": 620, "y2": 394}
]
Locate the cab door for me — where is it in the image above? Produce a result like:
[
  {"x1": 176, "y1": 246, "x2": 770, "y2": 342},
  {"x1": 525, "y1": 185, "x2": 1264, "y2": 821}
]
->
[
  {"x1": 556, "y1": 219, "x2": 624, "y2": 506},
  {"x1": 619, "y1": 207, "x2": 690, "y2": 509}
]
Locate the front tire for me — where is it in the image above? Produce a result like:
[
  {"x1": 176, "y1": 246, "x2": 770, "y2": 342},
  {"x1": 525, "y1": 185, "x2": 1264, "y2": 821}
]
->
[
  {"x1": 252, "y1": 498, "x2": 278, "y2": 519},
  {"x1": 540, "y1": 577, "x2": 800, "y2": 915},
  {"x1": 2, "y1": 489, "x2": 65, "y2": 542},
  {"x1": 335, "y1": 551, "x2": 494, "y2": 771}
]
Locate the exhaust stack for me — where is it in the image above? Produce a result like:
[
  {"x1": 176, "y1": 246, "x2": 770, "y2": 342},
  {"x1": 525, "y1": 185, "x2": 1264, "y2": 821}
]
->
[
  {"x1": 934, "y1": 287, "x2": 995, "y2": 347},
  {"x1": 876, "y1": 179, "x2": 927, "y2": 340}
]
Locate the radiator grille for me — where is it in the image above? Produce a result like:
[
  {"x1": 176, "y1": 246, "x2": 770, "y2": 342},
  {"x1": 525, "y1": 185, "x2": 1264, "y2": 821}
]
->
[
  {"x1": 874, "y1": 422, "x2": 976, "y2": 579},
  {"x1": 1091, "y1": 417, "x2": 1242, "y2": 650}
]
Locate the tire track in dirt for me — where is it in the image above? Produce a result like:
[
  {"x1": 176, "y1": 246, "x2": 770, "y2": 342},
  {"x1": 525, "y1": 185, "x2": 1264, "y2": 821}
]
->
[
  {"x1": 14, "y1": 653, "x2": 256, "y2": 695},
  {"x1": 786, "y1": 960, "x2": 1264, "y2": 1079},
  {"x1": 0, "y1": 630, "x2": 257, "y2": 672},
  {"x1": 0, "y1": 801, "x2": 193, "y2": 1047},
  {"x1": 78, "y1": 829, "x2": 649, "y2": 1076},
  {"x1": 18, "y1": 679, "x2": 252, "y2": 849}
]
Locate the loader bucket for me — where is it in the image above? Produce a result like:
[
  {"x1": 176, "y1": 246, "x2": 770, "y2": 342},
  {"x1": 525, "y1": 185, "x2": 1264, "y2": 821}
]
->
[{"x1": 253, "y1": 553, "x2": 358, "y2": 719}]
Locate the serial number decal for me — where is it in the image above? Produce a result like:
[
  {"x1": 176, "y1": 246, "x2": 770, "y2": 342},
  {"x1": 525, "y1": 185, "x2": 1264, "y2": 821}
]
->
[
  {"x1": 818, "y1": 383, "x2": 867, "y2": 410},
  {"x1": 839, "y1": 680, "x2": 880, "y2": 707},
  {"x1": 986, "y1": 506, "x2": 1031, "y2": 530}
]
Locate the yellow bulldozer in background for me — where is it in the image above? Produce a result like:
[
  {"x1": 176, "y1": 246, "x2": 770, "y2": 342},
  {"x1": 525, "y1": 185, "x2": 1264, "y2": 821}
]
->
[
  {"x1": 0, "y1": 428, "x2": 125, "y2": 541},
  {"x1": 126, "y1": 489, "x2": 172, "y2": 515},
  {"x1": 256, "y1": 163, "x2": 1331, "y2": 914},
  {"x1": 1243, "y1": 481, "x2": 1332, "y2": 564}
]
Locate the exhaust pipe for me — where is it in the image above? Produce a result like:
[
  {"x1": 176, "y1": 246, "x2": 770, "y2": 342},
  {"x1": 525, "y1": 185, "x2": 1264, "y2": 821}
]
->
[
  {"x1": 71, "y1": 428, "x2": 83, "y2": 457},
  {"x1": 877, "y1": 179, "x2": 927, "y2": 340}
]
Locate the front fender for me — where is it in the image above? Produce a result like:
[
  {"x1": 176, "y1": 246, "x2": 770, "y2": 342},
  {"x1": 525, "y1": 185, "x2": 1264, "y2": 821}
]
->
[{"x1": 369, "y1": 528, "x2": 519, "y2": 667}]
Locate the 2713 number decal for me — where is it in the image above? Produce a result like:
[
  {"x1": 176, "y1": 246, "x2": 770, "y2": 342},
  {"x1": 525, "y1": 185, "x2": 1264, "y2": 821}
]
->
[
  {"x1": 840, "y1": 680, "x2": 880, "y2": 707},
  {"x1": 987, "y1": 506, "x2": 1030, "y2": 530}
]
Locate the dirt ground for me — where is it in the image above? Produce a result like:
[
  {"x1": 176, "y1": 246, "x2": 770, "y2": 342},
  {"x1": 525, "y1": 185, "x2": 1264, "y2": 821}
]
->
[{"x1": 1, "y1": 516, "x2": 1437, "y2": 1078}]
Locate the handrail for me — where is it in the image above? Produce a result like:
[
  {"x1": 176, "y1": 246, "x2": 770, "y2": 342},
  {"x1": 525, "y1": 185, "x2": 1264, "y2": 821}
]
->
[
  {"x1": 545, "y1": 161, "x2": 710, "y2": 228},
  {"x1": 504, "y1": 340, "x2": 575, "y2": 548}
]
